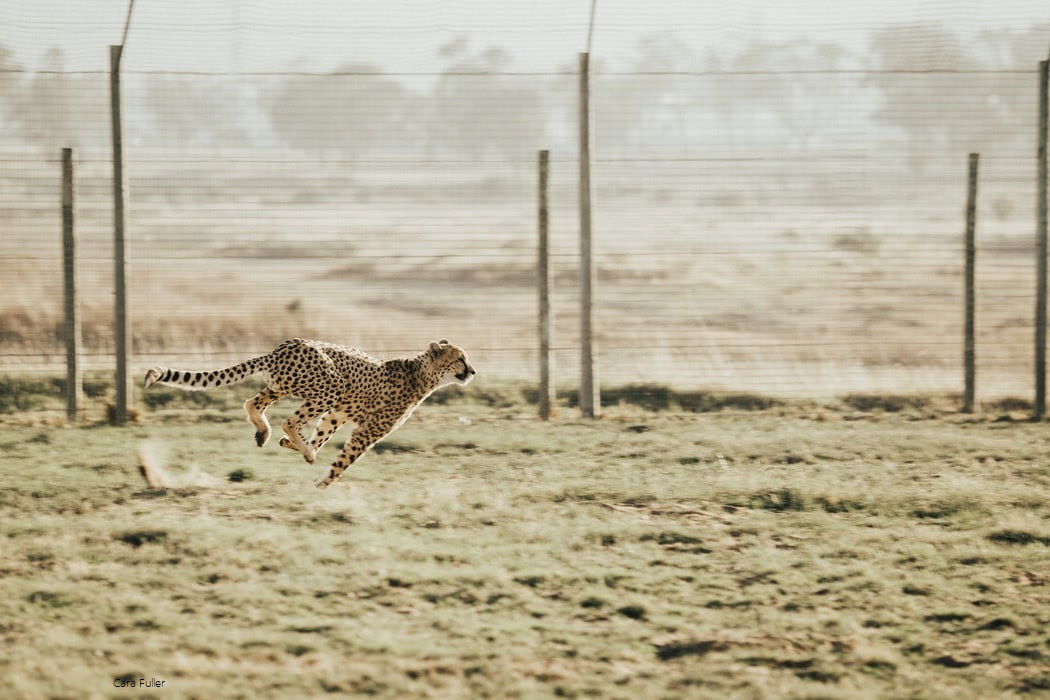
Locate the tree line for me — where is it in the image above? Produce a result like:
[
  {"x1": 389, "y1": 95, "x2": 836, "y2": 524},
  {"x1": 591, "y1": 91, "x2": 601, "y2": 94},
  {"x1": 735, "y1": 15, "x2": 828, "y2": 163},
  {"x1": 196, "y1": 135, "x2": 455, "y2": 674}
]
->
[{"x1": 0, "y1": 24, "x2": 1047, "y2": 164}]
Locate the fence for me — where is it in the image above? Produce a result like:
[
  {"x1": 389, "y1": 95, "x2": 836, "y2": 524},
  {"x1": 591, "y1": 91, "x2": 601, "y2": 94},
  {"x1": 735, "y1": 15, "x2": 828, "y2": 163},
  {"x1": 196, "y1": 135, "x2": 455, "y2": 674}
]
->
[{"x1": 1, "y1": 7, "x2": 1049, "y2": 420}]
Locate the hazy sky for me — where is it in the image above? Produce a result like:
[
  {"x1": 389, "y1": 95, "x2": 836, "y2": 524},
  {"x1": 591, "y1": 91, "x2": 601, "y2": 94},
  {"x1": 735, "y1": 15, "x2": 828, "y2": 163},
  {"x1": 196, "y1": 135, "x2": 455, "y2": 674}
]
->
[{"x1": 1, "y1": 0, "x2": 1047, "y2": 73}]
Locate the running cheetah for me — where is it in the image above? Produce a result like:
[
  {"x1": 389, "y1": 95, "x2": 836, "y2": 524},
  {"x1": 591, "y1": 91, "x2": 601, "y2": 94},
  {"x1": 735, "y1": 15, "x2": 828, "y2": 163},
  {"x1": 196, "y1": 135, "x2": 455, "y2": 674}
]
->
[{"x1": 143, "y1": 338, "x2": 476, "y2": 488}]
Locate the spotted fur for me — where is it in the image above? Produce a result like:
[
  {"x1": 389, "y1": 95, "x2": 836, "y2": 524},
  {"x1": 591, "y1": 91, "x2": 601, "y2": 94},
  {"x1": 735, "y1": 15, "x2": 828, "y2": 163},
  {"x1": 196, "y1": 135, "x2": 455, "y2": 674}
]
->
[{"x1": 143, "y1": 338, "x2": 476, "y2": 488}]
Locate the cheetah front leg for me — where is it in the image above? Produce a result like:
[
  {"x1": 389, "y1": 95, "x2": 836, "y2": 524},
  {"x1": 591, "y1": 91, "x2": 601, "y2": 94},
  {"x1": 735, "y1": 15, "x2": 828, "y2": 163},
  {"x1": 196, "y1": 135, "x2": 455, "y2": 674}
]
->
[
  {"x1": 244, "y1": 386, "x2": 286, "y2": 447},
  {"x1": 314, "y1": 421, "x2": 392, "y2": 489},
  {"x1": 281, "y1": 397, "x2": 336, "y2": 464}
]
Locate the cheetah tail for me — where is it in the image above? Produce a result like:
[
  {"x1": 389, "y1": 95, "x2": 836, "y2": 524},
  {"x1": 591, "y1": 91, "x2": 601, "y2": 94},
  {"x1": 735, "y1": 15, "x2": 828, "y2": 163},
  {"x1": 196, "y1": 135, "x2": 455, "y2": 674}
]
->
[{"x1": 143, "y1": 356, "x2": 268, "y2": 391}]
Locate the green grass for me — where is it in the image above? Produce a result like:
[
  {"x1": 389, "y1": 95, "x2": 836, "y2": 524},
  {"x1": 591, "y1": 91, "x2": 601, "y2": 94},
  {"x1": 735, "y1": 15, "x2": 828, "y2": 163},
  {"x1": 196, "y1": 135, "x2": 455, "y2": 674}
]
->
[
  {"x1": 0, "y1": 395, "x2": 1048, "y2": 697},
  {"x1": 1, "y1": 373, "x2": 1018, "y2": 425}
]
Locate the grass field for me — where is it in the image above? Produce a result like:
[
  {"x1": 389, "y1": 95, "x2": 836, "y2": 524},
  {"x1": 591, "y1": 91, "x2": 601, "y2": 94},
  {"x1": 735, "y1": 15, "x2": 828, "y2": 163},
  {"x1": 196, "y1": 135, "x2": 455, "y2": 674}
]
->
[{"x1": 1, "y1": 387, "x2": 1048, "y2": 698}]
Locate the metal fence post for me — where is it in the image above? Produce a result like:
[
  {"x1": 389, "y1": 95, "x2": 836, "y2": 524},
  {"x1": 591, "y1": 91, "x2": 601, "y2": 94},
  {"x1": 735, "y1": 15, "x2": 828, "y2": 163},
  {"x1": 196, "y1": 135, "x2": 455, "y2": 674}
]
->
[
  {"x1": 62, "y1": 147, "x2": 81, "y2": 423},
  {"x1": 963, "y1": 153, "x2": 978, "y2": 413},
  {"x1": 578, "y1": 52, "x2": 600, "y2": 418},
  {"x1": 538, "y1": 150, "x2": 554, "y2": 420},
  {"x1": 1036, "y1": 59, "x2": 1048, "y2": 420},
  {"x1": 110, "y1": 44, "x2": 131, "y2": 424}
]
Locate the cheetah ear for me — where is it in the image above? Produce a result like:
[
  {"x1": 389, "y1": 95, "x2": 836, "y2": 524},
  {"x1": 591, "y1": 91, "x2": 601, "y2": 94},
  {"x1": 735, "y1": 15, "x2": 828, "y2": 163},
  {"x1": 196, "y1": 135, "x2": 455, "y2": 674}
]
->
[
  {"x1": 438, "y1": 338, "x2": 449, "y2": 345},
  {"x1": 429, "y1": 341, "x2": 442, "y2": 354}
]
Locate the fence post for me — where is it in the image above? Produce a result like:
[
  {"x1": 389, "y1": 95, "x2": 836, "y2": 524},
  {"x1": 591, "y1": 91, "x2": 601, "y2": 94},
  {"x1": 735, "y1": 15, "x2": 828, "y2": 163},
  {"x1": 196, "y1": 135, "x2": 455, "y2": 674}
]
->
[
  {"x1": 110, "y1": 44, "x2": 131, "y2": 425},
  {"x1": 538, "y1": 150, "x2": 554, "y2": 419},
  {"x1": 578, "y1": 51, "x2": 600, "y2": 418},
  {"x1": 62, "y1": 148, "x2": 81, "y2": 423},
  {"x1": 963, "y1": 153, "x2": 978, "y2": 413},
  {"x1": 1036, "y1": 59, "x2": 1048, "y2": 421}
]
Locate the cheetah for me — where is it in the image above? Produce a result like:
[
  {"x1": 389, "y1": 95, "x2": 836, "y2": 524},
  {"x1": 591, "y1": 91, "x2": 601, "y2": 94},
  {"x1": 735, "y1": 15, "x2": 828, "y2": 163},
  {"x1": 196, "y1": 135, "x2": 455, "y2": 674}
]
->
[{"x1": 143, "y1": 338, "x2": 476, "y2": 488}]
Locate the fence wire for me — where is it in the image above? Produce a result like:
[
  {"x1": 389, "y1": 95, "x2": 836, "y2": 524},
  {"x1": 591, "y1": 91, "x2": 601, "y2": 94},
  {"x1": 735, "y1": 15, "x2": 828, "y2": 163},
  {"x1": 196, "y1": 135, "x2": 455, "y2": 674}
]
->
[{"x1": 1, "y1": 5, "x2": 1048, "y2": 403}]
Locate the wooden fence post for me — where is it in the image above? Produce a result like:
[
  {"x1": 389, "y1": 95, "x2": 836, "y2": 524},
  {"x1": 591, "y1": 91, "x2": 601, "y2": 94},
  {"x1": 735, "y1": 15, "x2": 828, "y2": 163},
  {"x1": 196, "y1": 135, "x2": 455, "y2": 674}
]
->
[
  {"x1": 110, "y1": 44, "x2": 131, "y2": 425},
  {"x1": 1035, "y1": 59, "x2": 1048, "y2": 420},
  {"x1": 62, "y1": 147, "x2": 81, "y2": 423},
  {"x1": 963, "y1": 153, "x2": 978, "y2": 413},
  {"x1": 538, "y1": 150, "x2": 554, "y2": 420},
  {"x1": 578, "y1": 52, "x2": 600, "y2": 418}
]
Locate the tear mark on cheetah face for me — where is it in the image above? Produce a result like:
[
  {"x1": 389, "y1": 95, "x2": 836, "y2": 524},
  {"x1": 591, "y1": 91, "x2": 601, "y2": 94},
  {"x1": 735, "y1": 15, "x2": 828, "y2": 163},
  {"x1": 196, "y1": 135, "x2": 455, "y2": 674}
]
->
[{"x1": 429, "y1": 338, "x2": 477, "y2": 387}]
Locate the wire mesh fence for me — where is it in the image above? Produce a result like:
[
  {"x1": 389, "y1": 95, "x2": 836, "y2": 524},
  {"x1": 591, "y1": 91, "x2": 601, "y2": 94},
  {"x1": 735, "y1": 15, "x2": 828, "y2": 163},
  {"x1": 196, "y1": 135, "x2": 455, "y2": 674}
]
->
[{"x1": 1, "y1": 5, "x2": 1048, "y2": 410}]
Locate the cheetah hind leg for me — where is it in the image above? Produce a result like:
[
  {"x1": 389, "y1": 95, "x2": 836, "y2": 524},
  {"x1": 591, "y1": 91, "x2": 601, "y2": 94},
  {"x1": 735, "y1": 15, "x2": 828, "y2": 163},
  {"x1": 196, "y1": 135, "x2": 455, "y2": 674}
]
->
[
  {"x1": 244, "y1": 386, "x2": 284, "y2": 447},
  {"x1": 279, "y1": 413, "x2": 325, "y2": 453},
  {"x1": 281, "y1": 398, "x2": 334, "y2": 464},
  {"x1": 280, "y1": 411, "x2": 349, "y2": 459}
]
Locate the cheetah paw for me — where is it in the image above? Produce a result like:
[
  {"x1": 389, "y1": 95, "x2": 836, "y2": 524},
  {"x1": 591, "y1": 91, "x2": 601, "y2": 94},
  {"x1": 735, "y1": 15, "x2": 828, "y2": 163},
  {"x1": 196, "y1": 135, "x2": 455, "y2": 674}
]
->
[
  {"x1": 314, "y1": 477, "x2": 331, "y2": 489},
  {"x1": 255, "y1": 429, "x2": 270, "y2": 447},
  {"x1": 279, "y1": 437, "x2": 315, "y2": 463}
]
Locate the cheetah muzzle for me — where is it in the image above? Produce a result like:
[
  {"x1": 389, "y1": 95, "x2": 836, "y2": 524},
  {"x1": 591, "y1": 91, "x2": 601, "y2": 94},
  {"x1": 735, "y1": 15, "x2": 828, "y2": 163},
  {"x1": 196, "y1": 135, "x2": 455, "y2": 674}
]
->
[{"x1": 143, "y1": 338, "x2": 476, "y2": 488}]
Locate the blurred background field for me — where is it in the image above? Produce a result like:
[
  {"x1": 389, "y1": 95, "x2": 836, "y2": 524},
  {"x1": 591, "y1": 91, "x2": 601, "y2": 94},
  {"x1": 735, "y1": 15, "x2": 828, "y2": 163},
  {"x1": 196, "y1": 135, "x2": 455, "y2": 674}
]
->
[
  {"x1": 1, "y1": 4, "x2": 1049, "y2": 403},
  {"x1": 0, "y1": 154, "x2": 1041, "y2": 398}
]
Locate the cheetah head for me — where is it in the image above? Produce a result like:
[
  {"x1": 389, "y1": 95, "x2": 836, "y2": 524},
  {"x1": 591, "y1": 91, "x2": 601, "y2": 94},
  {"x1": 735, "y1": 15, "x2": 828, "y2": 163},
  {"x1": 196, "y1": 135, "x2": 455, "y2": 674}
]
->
[{"x1": 428, "y1": 339, "x2": 477, "y2": 386}]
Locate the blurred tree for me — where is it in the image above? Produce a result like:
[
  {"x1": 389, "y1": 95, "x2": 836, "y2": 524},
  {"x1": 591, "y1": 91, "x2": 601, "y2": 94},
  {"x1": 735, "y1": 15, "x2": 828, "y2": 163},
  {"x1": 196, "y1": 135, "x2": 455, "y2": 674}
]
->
[
  {"x1": 545, "y1": 32, "x2": 863, "y2": 158},
  {"x1": 425, "y1": 39, "x2": 547, "y2": 159},
  {"x1": 997, "y1": 23, "x2": 1050, "y2": 67},
  {"x1": 0, "y1": 43, "x2": 21, "y2": 142},
  {"x1": 143, "y1": 76, "x2": 251, "y2": 148},
  {"x1": 866, "y1": 24, "x2": 1034, "y2": 168},
  {"x1": 7, "y1": 48, "x2": 109, "y2": 150},
  {"x1": 263, "y1": 63, "x2": 412, "y2": 156},
  {"x1": 544, "y1": 32, "x2": 702, "y2": 158},
  {"x1": 731, "y1": 39, "x2": 857, "y2": 152},
  {"x1": 597, "y1": 32, "x2": 697, "y2": 154}
]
